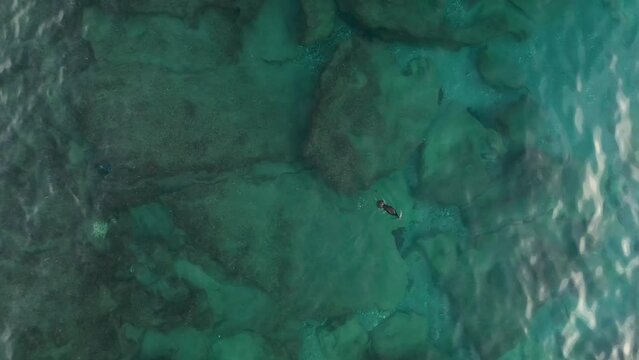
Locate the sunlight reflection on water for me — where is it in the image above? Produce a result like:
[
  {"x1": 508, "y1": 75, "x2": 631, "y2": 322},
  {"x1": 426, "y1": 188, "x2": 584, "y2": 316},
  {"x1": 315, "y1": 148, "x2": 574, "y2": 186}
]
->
[{"x1": 2, "y1": 0, "x2": 639, "y2": 359}]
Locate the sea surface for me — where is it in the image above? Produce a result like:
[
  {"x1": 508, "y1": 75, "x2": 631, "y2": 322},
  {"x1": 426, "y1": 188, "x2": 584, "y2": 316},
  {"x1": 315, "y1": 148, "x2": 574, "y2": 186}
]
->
[{"x1": 1, "y1": 0, "x2": 639, "y2": 359}]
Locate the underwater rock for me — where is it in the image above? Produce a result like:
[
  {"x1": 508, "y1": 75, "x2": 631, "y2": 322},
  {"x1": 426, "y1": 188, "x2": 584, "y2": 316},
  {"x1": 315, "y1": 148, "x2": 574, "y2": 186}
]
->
[
  {"x1": 454, "y1": 0, "x2": 568, "y2": 45},
  {"x1": 77, "y1": 62, "x2": 313, "y2": 197},
  {"x1": 165, "y1": 164, "x2": 408, "y2": 319},
  {"x1": 103, "y1": 0, "x2": 264, "y2": 23},
  {"x1": 79, "y1": 2, "x2": 316, "y2": 206},
  {"x1": 449, "y1": 156, "x2": 581, "y2": 358},
  {"x1": 97, "y1": 285, "x2": 118, "y2": 315},
  {"x1": 492, "y1": 95, "x2": 564, "y2": 158},
  {"x1": 83, "y1": 6, "x2": 240, "y2": 71},
  {"x1": 462, "y1": 150, "x2": 568, "y2": 237},
  {"x1": 121, "y1": 323, "x2": 145, "y2": 353},
  {"x1": 336, "y1": 0, "x2": 554, "y2": 45},
  {"x1": 306, "y1": 38, "x2": 440, "y2": 192},
  {"x1": 336, "y1": 0, "x2": 445, "y2": 41},
  {"x1": 418, "y1": 234, "x2": 459, "y2": 280},
  {"x1": 477, "y1": 43, "x2": 528, "y2": 90},
  {"x1": 132, "y1": 259, "x2": 191, "y2": 304},
  {"x1": 451, "y1": 227, "x2": 578, "y2": 359},
  {"x1": 60, "y1": 37, "x2": 95, "y2": 76},
  {"x1": 417, "y1": 103, "x2": 505, "y2": 206},
  {"x1": 316, "y1": 318, "x2": 368, "y2": 360},
  {"x1": 128, "y1": 203, "x2": 175, "y2": 241},
  {"x1": 300, "y1": 0, "x2": 336, "y2": 44},
  {"x1": 210, "y1": 332, "x2": 282, "y2": 359},
  {"x1": 371, "y1": 312, "x2": 442, "y2": 359},
  {"x1": 140, "y1": 327, "x2": 209, "y2": 360},
  {"x1": 240, "y1": 0, "x2": 303, "y2": 63},
  {"x1": 507, "y1": 0, "x2": 570, "y2": 24},
  {"x1": 435, "y1": 240, "x2": 529, "y2": 359},
  {"x1": 449, "y1": 0, "x2": 533, "y2": 44},
  {"x1": 398, "y1": 248, "x2": 460, "y2": 355}
]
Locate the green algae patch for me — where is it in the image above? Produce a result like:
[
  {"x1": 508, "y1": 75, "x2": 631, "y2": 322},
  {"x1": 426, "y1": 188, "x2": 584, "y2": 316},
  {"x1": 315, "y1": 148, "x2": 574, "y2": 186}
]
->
[{"x1": 306, "y1": 37, "x2": 440, "y2": 192}]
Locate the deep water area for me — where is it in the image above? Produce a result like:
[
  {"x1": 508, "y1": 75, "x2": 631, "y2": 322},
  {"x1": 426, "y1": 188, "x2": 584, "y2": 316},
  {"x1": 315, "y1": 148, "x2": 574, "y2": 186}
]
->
[{"x1": 2, "y1": 0, "x2": 639, "y2": 359}]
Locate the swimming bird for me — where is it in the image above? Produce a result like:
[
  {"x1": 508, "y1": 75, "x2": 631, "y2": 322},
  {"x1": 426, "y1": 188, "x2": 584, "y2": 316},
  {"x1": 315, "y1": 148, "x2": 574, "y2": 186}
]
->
[{"x1": 376, "y1": 199, "x2": 402, "y2": 220}]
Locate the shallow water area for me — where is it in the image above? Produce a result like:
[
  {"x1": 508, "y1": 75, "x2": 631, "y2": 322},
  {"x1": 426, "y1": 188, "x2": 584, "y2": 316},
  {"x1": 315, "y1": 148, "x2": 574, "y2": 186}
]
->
[{"x1": 1, "y1": 0, "x2": 639, "y2": 359}]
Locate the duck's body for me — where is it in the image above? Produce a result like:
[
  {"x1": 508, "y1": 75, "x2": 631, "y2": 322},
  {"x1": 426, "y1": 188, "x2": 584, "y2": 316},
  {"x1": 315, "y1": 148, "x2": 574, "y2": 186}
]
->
[{"x1": 376, "y1": 199, "x2": 402, "y2": 219}]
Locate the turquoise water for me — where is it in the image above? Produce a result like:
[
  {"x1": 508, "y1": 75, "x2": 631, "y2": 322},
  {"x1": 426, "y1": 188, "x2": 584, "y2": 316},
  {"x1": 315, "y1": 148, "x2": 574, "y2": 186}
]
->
[{"x1": 1, "y1": 0, "x2": 639, "y2": 359}]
